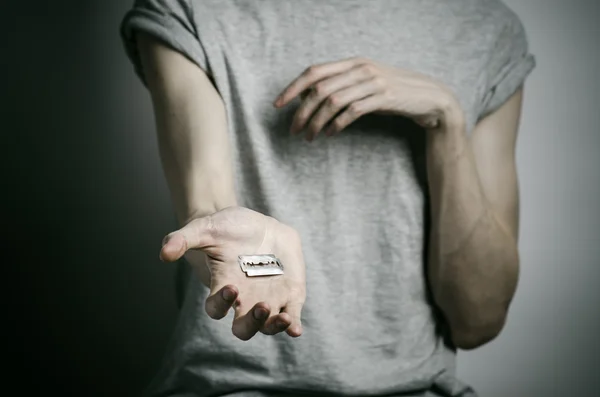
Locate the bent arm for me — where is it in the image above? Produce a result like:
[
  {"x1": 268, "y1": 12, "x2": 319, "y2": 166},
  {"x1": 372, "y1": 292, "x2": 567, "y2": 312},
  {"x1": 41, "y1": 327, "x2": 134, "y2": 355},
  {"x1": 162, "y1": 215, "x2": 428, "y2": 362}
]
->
[
  {"x1": 427, "y1": 89, "x2": 523, "y2": 349},
  {"x1": 137, "y1": 33, "x2": 237, "y2": 283}
]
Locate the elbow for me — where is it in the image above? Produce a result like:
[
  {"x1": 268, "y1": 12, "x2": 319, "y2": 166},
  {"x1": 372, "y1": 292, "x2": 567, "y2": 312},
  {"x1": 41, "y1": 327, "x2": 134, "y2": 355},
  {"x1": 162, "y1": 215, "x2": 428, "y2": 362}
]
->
[
  {"x1": 451, "y1": 314, "x2": 507, "y2": 350},
  {"x1": 452, "y1": 329, "x2": 499, "y2": 350}
]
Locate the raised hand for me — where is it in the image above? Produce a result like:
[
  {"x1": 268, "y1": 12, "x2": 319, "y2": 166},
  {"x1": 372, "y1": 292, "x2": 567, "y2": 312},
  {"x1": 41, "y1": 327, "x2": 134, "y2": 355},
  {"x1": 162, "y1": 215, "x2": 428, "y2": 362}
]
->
[
  {"x1": 274, "y1": 57, "x2": 465, "y2": 141},
  {"x1": 160, "y1": 206, "x2": 306, "y2": 341}
]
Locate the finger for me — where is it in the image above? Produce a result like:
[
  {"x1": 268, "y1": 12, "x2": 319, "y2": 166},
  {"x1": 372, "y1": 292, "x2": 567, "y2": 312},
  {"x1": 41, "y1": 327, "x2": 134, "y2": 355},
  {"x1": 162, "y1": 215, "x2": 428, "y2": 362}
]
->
[
  {"x1": 231, "y1": 302, "x2": 271, "y2": 341},
  {"x1": 326, "y1": 94, "x2": 385, "y2": 136},
  {"x1": 305, "y1": 78, "x2": 380, "y2": 141},
  {"x1": 204, "y1": 284, "x2": 239, "y2": 320},
  {"x1": 160, "y1": 216, "x2": 214, "y2": 262},
  {"x1": 260, "y1": 312, "x2": 293, "y2": 336},
  {"x1": 289, "y1": 65, "x2": 376, "y2": 136},
  {"x1": 275, "y1": 57, "x2": 364, "y2": 107},
  {"x1": 281, "y1": 302, "x2": 304, "y2": 337}
]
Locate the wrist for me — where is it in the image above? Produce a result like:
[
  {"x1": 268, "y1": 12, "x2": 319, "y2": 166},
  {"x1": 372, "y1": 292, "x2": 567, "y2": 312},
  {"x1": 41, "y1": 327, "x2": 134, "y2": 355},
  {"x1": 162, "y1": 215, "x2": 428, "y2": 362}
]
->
[
  {"x1": 426, "y1": 117, "x2": 468, "y2": 171},
  {"x1": 437, "y1": 93, "x2": 466, "y2": 134},
  {"x1": 178, "y1": 197, "x2": 238, "y2": 226},
  {"x1": 425, "y1": 94, "x2": 466, "y2": 152}
]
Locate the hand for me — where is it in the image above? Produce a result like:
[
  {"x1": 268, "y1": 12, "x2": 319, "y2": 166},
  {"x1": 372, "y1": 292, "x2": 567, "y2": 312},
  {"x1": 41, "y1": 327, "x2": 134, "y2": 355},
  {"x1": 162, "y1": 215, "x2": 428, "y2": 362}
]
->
[
  {"x1": 160, "y1": 206, "x2": 306, "y2": 341},
  {"x1": 274, "y1": 57, "x2": 465, "y2": 141}
]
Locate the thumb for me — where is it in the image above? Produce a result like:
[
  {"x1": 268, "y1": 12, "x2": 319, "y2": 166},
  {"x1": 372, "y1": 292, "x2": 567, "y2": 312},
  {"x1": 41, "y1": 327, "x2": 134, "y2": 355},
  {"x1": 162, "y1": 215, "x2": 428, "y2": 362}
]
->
[{"x1": 160, "y1": 216, "x2": 214, "y2": 262}]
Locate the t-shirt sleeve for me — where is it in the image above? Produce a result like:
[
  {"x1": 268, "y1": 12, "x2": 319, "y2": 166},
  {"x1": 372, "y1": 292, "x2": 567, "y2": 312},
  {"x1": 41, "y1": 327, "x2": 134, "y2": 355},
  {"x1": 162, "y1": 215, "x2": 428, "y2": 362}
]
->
[
  {"x1": 120, "y1": 0, "x2": 209, "y2": 86},
  {"x1": 477, "y1": 7, "x2": 536, "y2": 120}
]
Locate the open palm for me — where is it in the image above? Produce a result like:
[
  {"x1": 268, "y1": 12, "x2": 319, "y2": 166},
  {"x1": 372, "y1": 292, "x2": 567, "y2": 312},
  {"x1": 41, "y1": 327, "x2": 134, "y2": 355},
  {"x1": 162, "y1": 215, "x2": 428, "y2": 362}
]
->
[{"x1": 160, "y1": 206, "x2": 306, "y2": 340}]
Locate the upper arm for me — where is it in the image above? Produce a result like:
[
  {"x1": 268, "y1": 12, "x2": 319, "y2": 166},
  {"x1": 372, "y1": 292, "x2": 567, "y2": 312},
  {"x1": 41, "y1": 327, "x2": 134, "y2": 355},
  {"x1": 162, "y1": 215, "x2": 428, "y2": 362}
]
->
[
  {"x1": 470, "y1": 87, "x2": 524, "y2": 242},
  {"x1": 136, "y1": 31, "x2": 231, "y2": 178},
  {"x1": 137, "y1": 31, "x2": 224, "y2": 119},
  {"x1": 136, "y1": 31, "x2": 230, "y2": 170},
  {"x1": 470, "y1": 5, "x2": 535, "y2": 242}
]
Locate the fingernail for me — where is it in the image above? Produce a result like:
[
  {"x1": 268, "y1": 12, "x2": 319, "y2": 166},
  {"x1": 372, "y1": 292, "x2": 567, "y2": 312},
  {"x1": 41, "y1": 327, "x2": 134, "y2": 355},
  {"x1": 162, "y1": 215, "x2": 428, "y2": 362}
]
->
[
  {"x1": 254, "y1": 308, "x2": 268, "y2": 320},
  {"x1": 222, "y1": 288, "x2": 236, "y2": 301}
]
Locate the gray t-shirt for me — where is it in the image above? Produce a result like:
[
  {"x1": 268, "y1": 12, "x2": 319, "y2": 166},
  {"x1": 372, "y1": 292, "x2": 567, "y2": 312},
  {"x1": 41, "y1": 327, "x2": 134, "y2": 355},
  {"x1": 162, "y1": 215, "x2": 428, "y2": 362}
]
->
[{"x1": 121, "y1": 1, "x2": 535, "y2": 396}]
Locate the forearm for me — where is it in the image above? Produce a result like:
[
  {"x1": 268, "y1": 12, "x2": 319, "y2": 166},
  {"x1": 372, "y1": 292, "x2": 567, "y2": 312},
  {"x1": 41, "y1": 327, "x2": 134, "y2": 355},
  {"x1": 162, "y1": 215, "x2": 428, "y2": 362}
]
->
[
  {"x1": 137, "y1": 33, "x2": 238, "y2": 227},
  {"x1": 152, "y1": 85, "x2": 238, "y2": 225},
  {"x1": 426, "y1": 118, "x2": 519, "y2": 349}
]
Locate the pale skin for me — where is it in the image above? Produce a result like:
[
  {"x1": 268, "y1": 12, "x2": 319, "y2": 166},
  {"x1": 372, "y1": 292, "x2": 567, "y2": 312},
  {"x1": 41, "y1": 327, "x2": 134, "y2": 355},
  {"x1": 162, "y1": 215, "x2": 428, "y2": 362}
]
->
[
  {"x1": 138, "y1": 34, "x2": 523, "y2": 349},
  {"x1": 138, "y1": 33, "x2": 305, "y2": 340}
]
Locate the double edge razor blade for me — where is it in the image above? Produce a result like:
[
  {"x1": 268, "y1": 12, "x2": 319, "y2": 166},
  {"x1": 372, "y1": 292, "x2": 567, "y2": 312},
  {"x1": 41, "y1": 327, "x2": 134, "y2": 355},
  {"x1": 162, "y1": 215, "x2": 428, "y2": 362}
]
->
[{"x1": 238, "y1": 254, "x2": 284, "y2": 277}]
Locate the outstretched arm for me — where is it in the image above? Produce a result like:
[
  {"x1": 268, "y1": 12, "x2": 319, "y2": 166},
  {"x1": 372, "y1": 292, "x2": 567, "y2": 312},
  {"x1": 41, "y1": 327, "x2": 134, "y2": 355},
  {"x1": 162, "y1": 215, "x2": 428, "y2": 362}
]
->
[
  {"x1": 136, "y1": 34, "x2": 307, "y2": 340},
  {"x1": 137, "y1": 33, "x2": 237, "y2": 286},
  {"x1": 138, "y1": 33, "x2": 237, "y2": 227}
]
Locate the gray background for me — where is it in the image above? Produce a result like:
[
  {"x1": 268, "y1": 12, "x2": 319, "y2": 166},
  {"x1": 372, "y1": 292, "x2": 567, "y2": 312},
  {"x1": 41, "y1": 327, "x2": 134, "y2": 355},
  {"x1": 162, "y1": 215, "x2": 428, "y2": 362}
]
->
[
  {"x1": 458, "y1": 1, "x2": 600, "y2": 396},
  {"x1": 5, "y1": 1, "x2": 598, "y2": 396}
]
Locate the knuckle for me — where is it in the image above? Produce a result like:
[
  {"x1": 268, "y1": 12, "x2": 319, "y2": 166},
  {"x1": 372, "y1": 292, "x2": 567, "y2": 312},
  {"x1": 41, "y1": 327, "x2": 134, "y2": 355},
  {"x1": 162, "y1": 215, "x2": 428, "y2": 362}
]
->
[
  {"x1": 382, "y1": 88, "x2": 394, "y2": 101},
  {"x1": 313, "y1": 82, "x2": 327, "y2": 96},
  {"x1": 360, "y1": 63, "x2": 377, "y2": 75},
  {"x1": 326, "y1": 94, "x2": 340, "y2": 107},
  {"x1": 332, "y1": 118, "x2": 344, "y2": 131},
  {"x1": 372, "y1": 76, "x2": 386, "y2": 89},
  {"x1": 348, "y1": 102, "x2": 362, "y2": 116},
  {"x1": 305, "y1": 65, "x2": 318, "y2": 77}
]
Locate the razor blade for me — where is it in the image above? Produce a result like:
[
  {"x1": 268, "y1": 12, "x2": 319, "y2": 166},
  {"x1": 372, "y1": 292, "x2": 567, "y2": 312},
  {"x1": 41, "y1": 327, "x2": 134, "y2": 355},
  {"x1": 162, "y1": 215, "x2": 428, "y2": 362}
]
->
[{"x1": 238, "y1": 254, "x2": 284, "y2": 277}]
